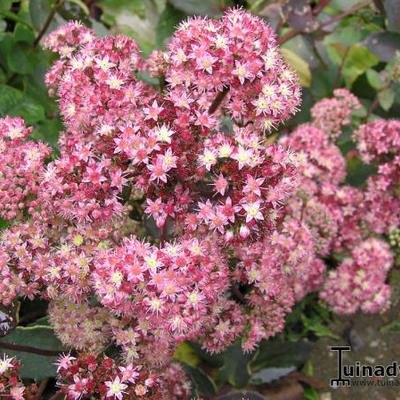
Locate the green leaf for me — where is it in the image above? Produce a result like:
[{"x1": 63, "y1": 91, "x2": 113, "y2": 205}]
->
[
  {"x1": 187, "y1": 341, "x2": 224, "y2": 367},
  {"x1": 0, "y1": 84, "x2": 45, "y2": 125},
  {"x1": 364, "y1": 31, "x2": 400, "y2": 62},
  {"x1": 216, "y1": 344, "x2": 254, "y2": 389},
  {"x1": 0, "y1": 217, "x2": 9, "y2": 231},
  {"x1": 7, "y1": 42, "x2": 39, "y2": 74},
  {"x1": 30, "y1": 0, "x2": 52, "y2": 30},
  {"x1": 14, "y1": 23, "x2": 35, "y2": 44},
  {"x1": 338, "y1": 26, "x2": 363, "y2": 46},
  {"x1": 280, "y1": 48, "x2": 312, "y2": 87},
  {"x1": 31, "y1": 117, "x2": 62, "y2": 147},
  {"x1": 300, "y1": 314, "x2": 339, "y2": 339},
  {"x1": 173, "y1": 341, "x2": 200, "y2": 367},
  {"x1": 0, "y1": 0, "x2": 11, "y2": 12},
  {"x1": 156, "y1": 2, "x2": 186, "y2": 49},
  {"x1": 342, "y1": 45, "x2": 379, "y2": 87},
  {"x1": 330, "y1": 0, "x2": 366, "y2": 11},
  {"x1": 381, "y1": 319, "x2": 400, "y2": 333},
  {"x1": 180, "y1": 361, "x2": 217, "y2": 397},
  {"x1": 304, "y1": 387, "x2": 320, "y2": 400},
  {"x1": 250, "y1": 339, "x2": 312, "y2": 372},
  {"x1": 0, "y1": 325, "x2": 64, "y2": 379},
  {"x1": 366, "y1": 68, "x2": 385, "y2": 89},
  {"x1": 378, "y1": 87, "x2": 395, "y2": 110},
  {"x1": 168, "y1": 0, "x2": 223, "y2": 16},
  {"x1": 66, "y1": 0, "x2": 90, "y2": 15},
  {"x1": 346, "y1": 156, "x2": 377, "y2": 187},
  {"x1": 97, "y1": 0, "x2": 165, "y2": 57},
  {"x1": 385, "y1": 0, "x2": 400, "y2": 32}
]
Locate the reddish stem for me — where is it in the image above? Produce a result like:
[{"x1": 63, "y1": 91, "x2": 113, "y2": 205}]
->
[
  {"x1": 33, "y1": 0, "x2": 62, "y2": 47},
  {"x1": 319, "y1": 0, "x2": 372, "y2": 30},
  {"x1": 0, "y1": 341, "x2": 64, "y2": 356},
  {"x1": 312, "y1": 0, "x2": 332, "y2": 16},
  {"x1": 208, "y1": 86, "x2": 230, "y2": 115},
  {"x1": 278, "y1": 0, "x2": 372, "y2": 45}
]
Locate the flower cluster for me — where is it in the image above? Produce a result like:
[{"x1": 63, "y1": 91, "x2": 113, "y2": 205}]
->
[
  {"x1": 1, "y1": 7, "x2": 399, "y2": 400},
  {"x1": 55, "y1": 353, "x2": 190, "y2": 400},
  {"x1": 0, "y1": 117, "x2": 50, "y2": 221},
  {"x1": 0, "y1": 355, "x2": 36, "y2": 400},
  {"x1": 320, "y1": 238, "x2": 393, "y2": 314},
  {"x1": 310, "y1": 88, "x2": 361, "y2": 140}
]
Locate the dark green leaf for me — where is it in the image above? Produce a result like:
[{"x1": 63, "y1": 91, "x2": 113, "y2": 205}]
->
[
  {"x1": 14, "y1": 23, "x2": 35, "y2": 44},
  {"x1": 0, "y1": 84, "x2": 45, "y2": 125},
  {"x1": 156, "y1": 2, "x2": 186, "y2": 49},
  {"x1": 31, "y1": 118, "x2": 62, "y2": 147},
  {"x1": 364, "y1": 31, "x2": 400, "y2": 62},
  {"x1": 30, "y1": 0, "x2": 53, "y2": 30},
  {"x1": 250, "y1": 339, "x2": 312, "y2": 372},
  {"x1": 7, "y1": 42, "x2": 39, "y2": 74},
  {"x1": 187, "y1": 341, "x2": 224, "y2": 367},
  {"x1": 0, "y1": 0, "x2": 11, "y2": 12},
  {"x1": 0, "y1": 325, "x2": 64, "y2": 379},
  {"x1": 180, "y1": 361, "x2": 218, "y2": 397},
  {"x1": 381, "y1": 319, "x2": 400, "y2": 333},
  {"x1": 346, "y1": 156, "x2": 377, "y2": 187},
  {"x1": 0, "y1": 218, "x2": 9, "y2": 231},
  {"x1": 385, "y1": 0, "x2": 400, "y2": 32},
  {"x1": 168, "y1": 0, "x2": 223, "y2": 16},
  {"x1": 216, "y1": 344, "x2": 254, "y2": 388}
]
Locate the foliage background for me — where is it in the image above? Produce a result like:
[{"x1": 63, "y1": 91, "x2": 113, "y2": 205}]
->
[{"x1": 0, "y1": 0, "x2": 399, "y2": 399}]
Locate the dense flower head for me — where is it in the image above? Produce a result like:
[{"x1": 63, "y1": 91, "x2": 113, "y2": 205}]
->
[
  {"x1": 93, "y1": 235, "x2": 229, "y2": 343},
  {"x1": 55, "y1": 353, "x2": 188, "y2": 400},
  {"x1": 320, "y1": 238, "x2": 393, "y2": 314},
  {"x1": 49, "y1": 298, "x2": 112, "y2": 353},
  {"x1": 280, "y1": 124, "x2": 346, "y2": 185},
  {"x1": 0, "y1": 117, "x2": 51, "y2": 220},
  {"x1": 0, "y1": 355, "x2": 35, "y2": 400},
  {"x1": 354, "y1": 119, "x2": 400, "y2": 166},
  {"x1": 311, "y1": 88, "x2": 361, "y2": 140},
  {"x1": 149, "y1": 8, "x2": 301, "y2": 134}
]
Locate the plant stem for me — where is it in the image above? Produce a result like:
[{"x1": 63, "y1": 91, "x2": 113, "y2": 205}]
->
[
  {"x1": 160, "y1": 218, "x2": 168, "y2": 247},
  {"x1": 0, "y1": 341, "x2": 64, "y2": 356},
  {"x1": 208, "y1": 86, "x2": 230, "y2": 115},
  {"x1": 278, "y1": 0, "x2": 372, "y2": 45},
  {"x1": 333, "y1": 45, "x2": 351, "y2": 88},
  {"x1": 33, "y1": 0, "x2": 62, "y2": 47},
  {"x1": 34, "y1": 379, "x2": 49, "y2": 400},
  {"x1": 318, "y1": 0, "x2": 372, "y2": 30},
  {"x1": 231, "y1": 284, "x2": 245, "y2": 303},
  {"x1": 249, "y1": 0, "x2": 265, "y2": 12},
  {"x1": 312, "y1": 0, "x2": 332, "y2": 16},
  {"x1": 49, "y1": 391, "x2": 64, "y2": 400}
]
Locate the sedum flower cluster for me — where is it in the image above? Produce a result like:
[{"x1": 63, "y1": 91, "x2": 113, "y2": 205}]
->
[{"x1": 0, "y1": 8, "x2": 399, "y2": 400}]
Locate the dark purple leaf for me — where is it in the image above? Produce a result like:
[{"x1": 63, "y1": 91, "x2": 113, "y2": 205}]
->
[
  {"x1": 385, "y1": 0, "x2": 400, "y2": 32},
  {"x1": 282, "y1": 0, "x2": 319, "y2": 33},
  {"x1": 364, "y1": 31, "x2": 400, "y2": 62}
]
